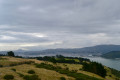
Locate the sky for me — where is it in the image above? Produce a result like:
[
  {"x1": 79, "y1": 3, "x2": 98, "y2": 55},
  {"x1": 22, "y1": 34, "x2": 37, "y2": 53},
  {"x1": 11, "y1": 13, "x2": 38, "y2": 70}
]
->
[{"x1": 0, "y1": 0, "x2": 120, "y2": 51}]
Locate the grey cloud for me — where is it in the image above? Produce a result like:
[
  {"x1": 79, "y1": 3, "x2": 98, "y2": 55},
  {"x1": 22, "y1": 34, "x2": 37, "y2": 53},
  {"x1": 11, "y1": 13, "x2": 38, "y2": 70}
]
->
[{"x1": 0, "y1": 0, "x2": 120, "y2": 50}]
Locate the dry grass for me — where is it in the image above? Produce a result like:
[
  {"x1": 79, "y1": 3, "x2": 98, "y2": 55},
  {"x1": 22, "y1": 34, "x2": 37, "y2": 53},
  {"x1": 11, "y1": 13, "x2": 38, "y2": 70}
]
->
[
  {"x1": 54, "y1": 63, "x2": 104, "y2": 80},
  {"x1": 0, "y1": 64, "x2": 75, "y2": 80},
  {"x1": 104, "y1": 66, "x2": 118, "y2": 80},
  {"x1": 48, "y1": 63, "x2": 118, "y2": 80},
  {"x1": 0, "y1": 57, "x2": 74, "y2": 80},
  {"x1": 0, "y1": 56, "x2": 119, "y2": 80}
]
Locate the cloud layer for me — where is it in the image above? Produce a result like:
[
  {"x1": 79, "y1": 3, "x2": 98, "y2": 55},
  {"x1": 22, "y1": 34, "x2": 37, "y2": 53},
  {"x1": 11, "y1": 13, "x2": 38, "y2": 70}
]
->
[{"x1": 0, "y1": 0, "x2": 120, "y2": 50}]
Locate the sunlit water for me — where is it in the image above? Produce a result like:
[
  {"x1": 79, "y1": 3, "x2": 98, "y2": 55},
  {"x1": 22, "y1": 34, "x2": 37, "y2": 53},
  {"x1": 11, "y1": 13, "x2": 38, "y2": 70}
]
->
[{"x1": 85, "y1": 57, "x2": 120, "y2": 71}]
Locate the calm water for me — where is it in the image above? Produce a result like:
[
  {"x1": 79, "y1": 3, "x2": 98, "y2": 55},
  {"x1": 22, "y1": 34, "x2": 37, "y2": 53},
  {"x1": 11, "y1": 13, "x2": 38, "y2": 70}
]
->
[{"x1": 85, "y1": 57, "x2": 120, "y2": 71}]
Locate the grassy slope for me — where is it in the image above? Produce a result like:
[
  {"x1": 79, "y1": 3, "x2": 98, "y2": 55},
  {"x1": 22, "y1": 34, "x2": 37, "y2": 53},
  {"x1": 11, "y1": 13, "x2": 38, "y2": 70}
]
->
[
  {"x1": 0, "y1": 64, "x2": 75, "y2": 80},
  {"x1": 47, "y1": 62, "x2": 118, "y2": 80},
  {"x1": 0, "y1": 56, "x2": 119, "y2": 80}
]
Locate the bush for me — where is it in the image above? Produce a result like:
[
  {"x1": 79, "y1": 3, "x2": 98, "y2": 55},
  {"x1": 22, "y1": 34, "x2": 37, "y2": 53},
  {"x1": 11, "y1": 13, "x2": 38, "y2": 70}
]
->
[
  {"x1": 4, "y1": 75, "x2": 14, "y2": 80},
  {"x1": 23, "y1": 75, "x2": 40, "y2": 80},
  {"x1": 9, "y1": 61, "x2": 34, "y2": 67},
  {"x1": 17, "y1": 73, "x2": 24, "y2": 77},
  {"x1": 60, "y1": 77, "x2": 66, "y2": 80},
  {"x1": 9, "y1": 63, "x2": 17, "y2": 66},
  {"x1": 28, "y1": 70, "x2": 35, "y2": 74},
  {"x1": 0, "y1": 64, "x2": 3, "y2": 67},
  {"x1": 11, "y1": 68, "x2": 16, "y2": 72}
]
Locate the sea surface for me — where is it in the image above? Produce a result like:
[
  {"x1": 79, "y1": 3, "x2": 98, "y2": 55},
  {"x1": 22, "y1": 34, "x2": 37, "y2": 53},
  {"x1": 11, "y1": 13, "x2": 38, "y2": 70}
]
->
[{"x1": 85, "y1": 57, "x2": 120, "y2": 71}]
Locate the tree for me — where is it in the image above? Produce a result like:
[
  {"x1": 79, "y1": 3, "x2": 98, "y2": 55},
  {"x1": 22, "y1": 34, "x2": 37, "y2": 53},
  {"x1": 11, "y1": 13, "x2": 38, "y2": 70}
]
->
[
  {"x1": 7, "y1": 51, "x2": 15, "y2": 57},
  {"x1": 82, "y1": 62, "x2": 107, "y2": 77}
]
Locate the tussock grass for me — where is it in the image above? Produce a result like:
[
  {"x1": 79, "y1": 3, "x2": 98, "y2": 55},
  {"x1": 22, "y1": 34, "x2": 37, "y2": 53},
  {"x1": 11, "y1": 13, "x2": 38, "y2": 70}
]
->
[
  {"x1": 0, "y1": 56, "x2": 119, "y2": 80},
  {"x1": 0, "y1": 64, "x2": 74, "y2": 80}
]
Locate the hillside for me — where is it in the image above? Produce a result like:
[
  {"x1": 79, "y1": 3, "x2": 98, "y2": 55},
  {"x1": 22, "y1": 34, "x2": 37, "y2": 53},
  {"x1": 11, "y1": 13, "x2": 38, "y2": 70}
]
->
[
  {"x1": 9, "y1": 45, "x2": 120, "y2": 56},
  {"x1": 102, "y1": 51, "x2": 120, "y2": 59},
  {"x1": 0, "y1": 56, "x2": 119, "y2": 80}
]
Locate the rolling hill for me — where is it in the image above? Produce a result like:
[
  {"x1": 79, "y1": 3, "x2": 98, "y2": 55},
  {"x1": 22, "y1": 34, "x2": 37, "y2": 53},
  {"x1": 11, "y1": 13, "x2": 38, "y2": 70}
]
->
[
  {"x1": 101, "y1": 51, "x2": 120, "y2": 59},
  {"x1": 13, "y1": 45, "x2": 120, "y2": 56}
]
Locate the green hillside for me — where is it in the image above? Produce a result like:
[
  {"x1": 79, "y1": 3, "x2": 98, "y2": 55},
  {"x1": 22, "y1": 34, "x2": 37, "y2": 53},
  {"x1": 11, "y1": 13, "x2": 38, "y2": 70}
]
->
[{"x1": 102, "y1": 51, "x2": 120, "y2": 59}]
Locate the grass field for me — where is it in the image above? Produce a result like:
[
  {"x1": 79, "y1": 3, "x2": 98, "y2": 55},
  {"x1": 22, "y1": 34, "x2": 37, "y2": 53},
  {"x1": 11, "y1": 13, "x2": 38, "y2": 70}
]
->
[
  {"x1": 0, "y1": 64, "x2": 75, "y2": 80},
  {"x1": 0, "y1": 56, "x2": 119, "y2": 80}
]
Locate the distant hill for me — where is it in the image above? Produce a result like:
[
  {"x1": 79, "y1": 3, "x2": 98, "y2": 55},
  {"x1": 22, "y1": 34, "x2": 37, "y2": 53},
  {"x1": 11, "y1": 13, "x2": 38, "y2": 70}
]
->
[
  {"x1": 101, "y1": 51, "x2": 120, "y2": 59},
  {"x1": 19, "y1": 45, "x2": 120, "y2": 56},
  {"x1": 1, "y1": 44, "x2": 120, "y2": 56}
]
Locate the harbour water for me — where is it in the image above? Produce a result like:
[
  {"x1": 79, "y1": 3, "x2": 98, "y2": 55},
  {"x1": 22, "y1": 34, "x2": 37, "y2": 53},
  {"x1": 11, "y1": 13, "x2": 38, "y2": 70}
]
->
[{"x1": 85, "y1": 57, "x2": 120, "y2": 71}]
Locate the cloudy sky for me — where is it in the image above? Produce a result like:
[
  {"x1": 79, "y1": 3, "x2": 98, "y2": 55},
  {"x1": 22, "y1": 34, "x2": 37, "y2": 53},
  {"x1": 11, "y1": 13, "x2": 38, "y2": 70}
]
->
[{"x1": 0, "y1": 0, "x2": 120, "y2": 51}]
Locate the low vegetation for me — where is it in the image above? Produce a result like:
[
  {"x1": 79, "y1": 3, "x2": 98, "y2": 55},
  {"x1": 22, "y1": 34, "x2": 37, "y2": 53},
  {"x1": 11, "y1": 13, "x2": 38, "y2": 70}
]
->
[
  {"x1": 35, "y1": 55, "x2": 106, "y2": 78},
  {"x1": 4, "y1": 75, "x2": 14, "y2": 80},
  {"x1": 60, "y1": 77, "x2": 66, "y2": 80},
  {"x1": 17, "y1": 72, "x2": 24, "y2": 77},
  {"x1": 35, "y1": 63, "x2": 103, "y2": 80},
  {"x1": 23, "y1": 75, "x2": 40, "y2": 80},
  {"x1": 110, "y1": 68, "x2": 120, "y2": 78},
  {"x1": 28, "y1": 70, "x2": 35, "y2": 74},
  {"x1": 11, "y1": 68, "x2": 16, "y2": 72}
]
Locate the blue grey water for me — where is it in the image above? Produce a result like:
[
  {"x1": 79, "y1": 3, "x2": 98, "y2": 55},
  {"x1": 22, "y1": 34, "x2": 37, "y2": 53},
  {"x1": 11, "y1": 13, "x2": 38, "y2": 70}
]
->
[{"x1": 85, "y1": 57, "x2": 120, "y2": 71}]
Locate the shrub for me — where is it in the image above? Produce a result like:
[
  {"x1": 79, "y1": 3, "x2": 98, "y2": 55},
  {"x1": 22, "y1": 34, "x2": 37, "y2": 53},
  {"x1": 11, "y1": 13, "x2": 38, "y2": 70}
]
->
[
  {"x1": 63, "y1": 64, "x2": 67, "y2": 66},
  {"x1": 65, "y1": 67, "x2": 69, "y2": 70},
  {"x1": 17, "y1": 73, "x2": 24, "y2": 77},
  {"x1": 11, "y1": 68, "x2": 16, "y2": 72},
  {"x1": 60, "y1": 77, "x2": 66, "y2": 80},
  {"x1": 28, "y1": 70, "x2": 35, "y2": 74},
  {"x1": 9, "y1": 63, "x2": 17, "y2": 66},
  {"x1": 109, "y1": 75, "x2": 112, "y2": 77},
  {"x1": 4, "y1": 75, "x2": 14, "y2": 80},
  {"x1": 9, "y1": 61, "x2": 35, "y2": 67},
  {"x1": 23, "y1": 61, "x2": 35, "y2": 64},
  {"x1": 23, "y1": 75, "x2": 40, "y2": 80},
  {"x1": 76, "y1": 78, "x2": 84, "y2": 80},
  {"x1": 0, "y1": 64, "x2": 3, "y2": 67}
]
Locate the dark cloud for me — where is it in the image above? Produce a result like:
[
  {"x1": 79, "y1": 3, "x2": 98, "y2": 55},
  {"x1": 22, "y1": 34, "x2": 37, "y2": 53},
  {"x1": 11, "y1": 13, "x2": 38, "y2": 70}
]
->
[{"x1": 0, "y1": 0, "x2": 120, "y2": 50}]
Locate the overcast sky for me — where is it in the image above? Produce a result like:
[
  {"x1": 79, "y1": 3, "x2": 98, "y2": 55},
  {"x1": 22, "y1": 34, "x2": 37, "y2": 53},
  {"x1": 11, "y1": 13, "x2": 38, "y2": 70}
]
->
[{"x1": 0, "y1": 0, "x2": 120, "y2": 51}]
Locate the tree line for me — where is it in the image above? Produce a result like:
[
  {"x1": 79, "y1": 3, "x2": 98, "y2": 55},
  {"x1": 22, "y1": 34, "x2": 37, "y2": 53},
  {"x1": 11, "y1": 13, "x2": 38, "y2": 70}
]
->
[
  {"x1": 82, "y1": 62, "x2": 106, "y2": 77},
  {"x1": 35, "y1": 55, "x2": 90, "y2": 64}
]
